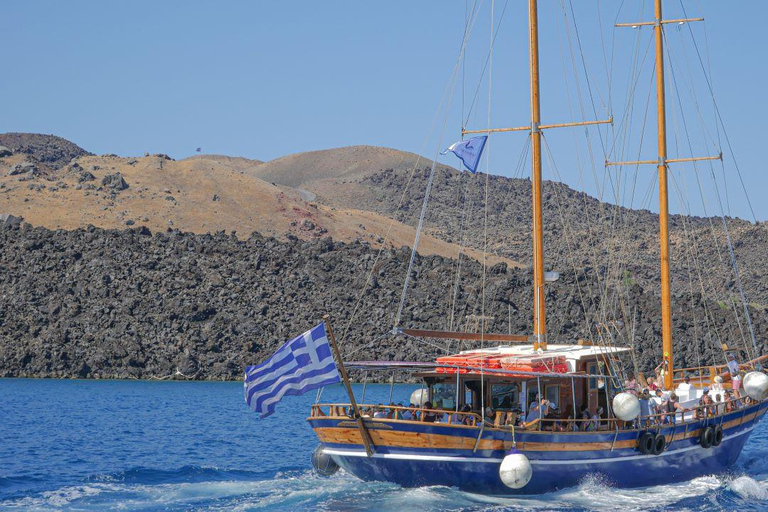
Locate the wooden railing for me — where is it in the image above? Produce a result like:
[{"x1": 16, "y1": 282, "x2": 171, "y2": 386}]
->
[
  {"x1": 310, "y1": 403, "x2": 483, "y2": 426},
  {"x1": 311, "y1": 392, "x2": 758, "y2": 433},
  {"x1": 671, "y1": 355, "x2": 767, "y2": 386}
]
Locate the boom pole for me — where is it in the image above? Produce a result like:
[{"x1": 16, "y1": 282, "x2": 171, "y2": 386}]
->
[
  {"x1": 528, "y1": 0, "x2": 547, "y2": 351},
  {"x1": 653, "y1": 0, "x2": 674, "y2": 390}
]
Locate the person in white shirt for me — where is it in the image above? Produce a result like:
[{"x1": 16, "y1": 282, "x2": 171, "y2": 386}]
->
[
  {"x1": 711, "y1": 375, "x2": 725, "y2": 395},
  {"x1": 676, "y1": 375, "x2": 693, "y2": 401}
]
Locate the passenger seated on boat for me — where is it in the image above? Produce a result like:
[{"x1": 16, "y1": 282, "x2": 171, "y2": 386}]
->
[
  {"x1": 459, "y1": 404, "x2": 473, "y2": 425},
  {"x1": 422, "y1": 401, "x2": 438, "y2": 422},
  {"x1": 566, "y1": 415, "x2": 579, "y2": 431},
  {"x1": 731, "y1": 389, "x2": 744, "y2": 409},
  {"x1": 484, "y1": 407, "x2": 496, "y2": 426},
  {"x1": 373, "y1": 404, "x2": 387, "y2": 419},
  {"x1": 401, "y1": 403, "x2": 416, "y2": 421},
  {"x1": 646, "y1": 376, "x2": 658, "y2": 391},
  {"x1": 388, "y1": 402, "x2": 400, "y2": 419},
  {"x1": 712, "y1": 375, "x2": 725, "y2": 394},
  {"x1": 524, "y1": 399, "x2": 550, "y2": 430},
  {"x1": 699, "y1": 388, "x2": 715, "y2": 417},
  {"x1": 715, "y1": 394, "x2": 725, "y2": 416},
  {"x1": 590, "y1": 407, "x2": 604, "y2": 430},
  {"x1": 581, "y1": 410, "x2": 593, "y2": 431}
]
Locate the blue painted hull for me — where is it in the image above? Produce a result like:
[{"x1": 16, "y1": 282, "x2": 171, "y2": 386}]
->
[{"x1": 309, "y1": 401, "x2": 768, "y2": 494}]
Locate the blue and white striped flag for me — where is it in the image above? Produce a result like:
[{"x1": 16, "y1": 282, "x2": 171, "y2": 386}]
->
[{"x1": 244, "y1": 322, "x2": 340, "y2": 418}]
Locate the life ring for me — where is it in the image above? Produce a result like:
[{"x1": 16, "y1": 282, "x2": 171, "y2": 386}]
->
[
  {"x1": 638, "y1": 432, "x2": 655, "y2": 454},
  {"x1": 700, "y1": 426, "x2": 715, "y2": 449},
  {"x1": 651, "y1": 433, "x2": 666, "y2": 455},
  {"x1": 712, "y1": 425, "x2": 724, "y2": 447}
]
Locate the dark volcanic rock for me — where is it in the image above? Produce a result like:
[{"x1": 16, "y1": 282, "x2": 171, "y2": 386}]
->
[
  {"x1": 0, "y1": 146, "x2": 12, "y2": 157},
  {"x1": 78, "y1": 171, "x2": 96, "y2": 183},
  {"x1": 0, "y1": 225, "x2": 765, "y2": 381},
  {"x1": 102, "y1": 172, "x2": 128, "y2": 191},
  {"x1": 9, "y1": 161, "x2": 38, "y2": 176},
  {"x1": 0, "y1": 133, "x2": 91, "y2": 170}
]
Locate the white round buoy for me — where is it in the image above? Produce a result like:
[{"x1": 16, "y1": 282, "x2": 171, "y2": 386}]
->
[
  {"x1": 410, "y1": 388, "x2": 428, "y2": 407},
  {"x1": 612, "y1": 392, "x2": 641, "y2": 421},
  {"x1": 499, "y1": 449, "x2": 532, "y2": 489},
  {"x1": 744, "y1": 372, "x2": 768, "y2": 401}
]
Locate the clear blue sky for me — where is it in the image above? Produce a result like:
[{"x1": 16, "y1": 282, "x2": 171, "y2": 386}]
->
[{"x1": 2, "y1": 1, "x2": 766, "y2": 220}]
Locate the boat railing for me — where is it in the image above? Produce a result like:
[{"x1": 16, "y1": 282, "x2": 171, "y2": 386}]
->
[
  {"x1": 533, "y1": 394, "x2": 753, "y2": 432},
  {"x1": 311, "y1": 393, "x2": 758, "y2": 433},
  {"x1": 310, "y1": 403, "x2": 483, "y2": 426},
  {"x1": 671, "y1": 355, "x2": 767, "y2": 386}
]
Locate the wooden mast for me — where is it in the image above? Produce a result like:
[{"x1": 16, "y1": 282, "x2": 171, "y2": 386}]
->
[
  {"x1": 528, "y1": 0, "x2": 547, "y2": 351},
  {"x1": 612, "y1": 5, "x2": 714, "y2": 388},
  {"x1": 653, "y1": 0, "x2": 674, "y2": 390}
]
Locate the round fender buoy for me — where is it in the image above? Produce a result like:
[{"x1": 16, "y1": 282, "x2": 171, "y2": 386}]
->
[
  {"x1": 638, "y1": 432, "x2": 655, "y2": 454},
  {"x1": 613, "y1": 392, "x2": 641, "y2": 421},
  {"x1": 713, "y1": 426, "x2": 724, "y2": 447},
  {"x1": 499, "y1": 449, "x2": 533, "y2": 489},
  {"x1": 744, "y1": 372, "x2": 768, "y2": 401},
  {"x1": 652, "y1": 433, "x2": 666, "y2": 455},
  {"x1": 311, "y1": 445, "x2": 339, "y2": 476},
  {"x1": 410, "y1": 389, "x2": 428, "y2": 407},
  {"x1": 700, "y1": 426, "x2": 714, "y2": 449}
]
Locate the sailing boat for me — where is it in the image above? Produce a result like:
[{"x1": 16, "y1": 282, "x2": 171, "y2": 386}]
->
[{"x1": 303, "y1": 0, "x2": 768, "y2": 494}]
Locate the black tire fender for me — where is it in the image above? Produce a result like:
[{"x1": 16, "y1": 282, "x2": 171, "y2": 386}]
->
[
  {"x1": 700, "y1": 426, "x2": 715, "y2": 449},
  {"x1": 652, "y1": 433, "x2": 666, "y2": 455},
  {"x1": 712, "y1": 425, "x2": 724, "y2": 447},
  {"x1": 638, "y1": 432, "x2": 655, "y2": 454}
]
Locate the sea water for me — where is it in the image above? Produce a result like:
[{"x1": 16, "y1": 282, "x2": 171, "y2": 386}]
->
[{"x1": 2, "y1": 379, "x2": 768, "y2": 511}]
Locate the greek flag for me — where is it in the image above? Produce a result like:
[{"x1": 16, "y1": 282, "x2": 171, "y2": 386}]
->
[
  {"x1": 441, "y1": 135, "x2": 488, "y2": 173},
  {"x1": 244, "y1": 323, "x2": 340, "y2": 418}
]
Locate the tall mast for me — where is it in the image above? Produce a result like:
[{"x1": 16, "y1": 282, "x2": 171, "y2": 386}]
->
[
  {"x1": 653, "y1": 0, "x2": 674, "y2": 390},
  {"x1": 611, "y1": 3, "x2": 714, "y2": 389},
  {"x1": 528, "y1": 0, "x2": 547, "y2": 351}
]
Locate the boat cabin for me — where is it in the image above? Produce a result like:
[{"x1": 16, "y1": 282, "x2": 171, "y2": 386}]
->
[{"x1": 412, "y1": 344, "x2": 633, "y2": 428}]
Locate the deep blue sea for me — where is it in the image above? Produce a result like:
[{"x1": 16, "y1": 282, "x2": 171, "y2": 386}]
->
[{"x1": 2, "y1": 379, "x2": 768, "y2": 511}]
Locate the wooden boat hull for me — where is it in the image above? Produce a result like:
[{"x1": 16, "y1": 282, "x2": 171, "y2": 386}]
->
[{"x1": 308, "y1": 401, "x2": 768, "y2": 494}]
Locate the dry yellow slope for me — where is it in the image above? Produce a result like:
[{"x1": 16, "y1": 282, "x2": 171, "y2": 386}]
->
[
  {"x1": 250, "y1": 145, "x2": 429, "y2": 188},
  {"x1": 0, "y1": 153, "x2": 516, "y2": 267}
]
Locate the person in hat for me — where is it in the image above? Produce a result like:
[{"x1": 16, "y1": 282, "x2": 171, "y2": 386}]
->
[
  {"x1": 699, "y1": 387, "x2": 715, "y2": 417},
  {"x1": 712, "y1": 375, "x2": 725, "y2": 394},
  {"x1": 726, "y1": 354, "x2": 742, "y2": 390}
]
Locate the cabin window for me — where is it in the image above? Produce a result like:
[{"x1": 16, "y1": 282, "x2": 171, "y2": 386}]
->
[
  {"x1": 431, "y1": 383, "x2": 457, "y2": 410},
  {"x1": 491, "y1": 384, "x2": 519, "y2": 411},
  {"x1": 588, "y1": 363, "x2": 599, "y2": 390},
  {"x1": 545, "y1": 384, "x2": 559, "y2": 407}
]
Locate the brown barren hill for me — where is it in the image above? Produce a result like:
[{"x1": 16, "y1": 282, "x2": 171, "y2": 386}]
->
[{"x1": 0, "y1": 146, "x2": 516, "y2": 267}]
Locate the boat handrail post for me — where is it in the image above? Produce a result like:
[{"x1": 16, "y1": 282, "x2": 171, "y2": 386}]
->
[
  {"x1": 323, "y1": 314, "x2": 375, "y2": 456},
  {"x1": 571, "y1": 376, "x2": 577, "y2": 422},
  {"x1": 455, "y1": 371, "x2": 461, "y2": 412},
  {"x1": 536, "y1": 376, "x2": 542, "y2": 431}
]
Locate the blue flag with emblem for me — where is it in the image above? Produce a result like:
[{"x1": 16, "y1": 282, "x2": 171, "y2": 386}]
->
[
  {"x1": 244, "y1": 322, "x2": 340, "y2": 418},
  {"x1": 441, "y1": 135, "x2": 488, "y2": 173}
]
